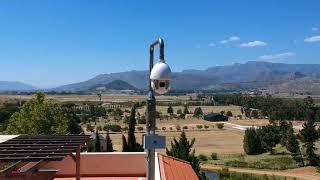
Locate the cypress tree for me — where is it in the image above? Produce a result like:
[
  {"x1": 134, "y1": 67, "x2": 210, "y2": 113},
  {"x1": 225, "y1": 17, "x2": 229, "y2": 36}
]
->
[
  {"x1": 193, "y1": 107, "x2": 203, "y2": 118},
  {"x1": 166, "y1": 131, "x2": 202, "y2": 178},
  {"x1": 95, "y1": 129, "x2": 101, "y2": 152},
  {"x1": 127, "y1": 105, "x2": 137, "y2": 151},
  {"x1": 183, "y1": 105, "x2": 189, "y2": 114},
  {"x1": 243, "y1": 127, "x2": 263, "y2": 155},
  {"x1": 122, "y1": 134, "x2": 128, "y2": 152},
  {"x1": 167, "y1": 104, "x2": 174, "y2": 114},
  {"x1": 300, "y1": 108, "x2": 319, "y2": 166},
  {"x1": 124, "y1": 104, "x2": 143, "y2": 152},
  {"x1": 286, "y1": 125, "x2": 304, "y2": 166},
  {"x1": 106, "y1": 132, "x2": 114, "y2": 152}
]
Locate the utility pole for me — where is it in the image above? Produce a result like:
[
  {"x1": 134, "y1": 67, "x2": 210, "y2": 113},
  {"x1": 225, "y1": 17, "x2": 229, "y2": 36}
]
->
[{"x1": 144, "y1": 38, "x2": 170, "y2": 180}]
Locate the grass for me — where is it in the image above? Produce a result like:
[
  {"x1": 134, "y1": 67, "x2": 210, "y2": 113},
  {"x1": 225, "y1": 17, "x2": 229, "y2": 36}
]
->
[
  {"x1": 203, "y1": 152, "x2": 299, "y2": 170},
  {"x1": 204, "y1": 168, "x2": 296, "y2": 180}
]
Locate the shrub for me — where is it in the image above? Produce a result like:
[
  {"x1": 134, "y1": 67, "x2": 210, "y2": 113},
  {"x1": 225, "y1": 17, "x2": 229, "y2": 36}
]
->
[
  {"x1": 251, "y1": 109, "x2": 259, "y2": 119},
  {"x1": 176, "y1": 125, "x2": 181, "y2": 131},
  {"x1": 169, "y1": 127, "x2": 173, "y2": 131},
  {"x1": 162, "y1": 127, "x2": 166, "y2": 131},
  {"x1": 219, "y1": 167, "x2": 230, "y2": 178},
  {"x1": 217, "y1": 123, "x2": 224, "y2": 130},
  {"x1": 182, "y1": 126, "x2": 188, "y2": 130},
  {"x1": 225, "y1": 157, "x2": 297, "y2": 170},
  {"x1": 137, "y1": 126, "x2": 144, "y2": 131},
  {"x1": 137, "y1": 115, "x2": 146, "y2": 124},
  {"x1": 103, "y1": 124, "x2": 122, "y2": 132},
  {"x1": 193, "y1": 107, "x2": 203, "y2": 118},
  {"x1": 167, "y1": 105, "x2": 174, "y2": 114},
  {"x1": 226, "y1": 111, "x2": 233, "y2": 117},
  {"x1": 86, "y1": 124, "x2": 94, "y2": 132},
  {"x1": 97, "y1": 126, "x2": 102, "y2": 131},
  {"x1": 198, "y1": 154, "x2": 208, "y2": 161},
  {"x1": 122, "y1": 126, "x2": 128, "y2": 131},
  {"x1": 196, "y1": 125, "x2": 203, "y2": 129},
  {"x1": 179, "y1": 113, "x2": 185, "y2": 119},
  {"x1": 204, "y1": 125, "x2": 210, "y2": 129},
  {"x1": 211, "y1": 152, "x2": 218, "y2": 160},
  {"x1": 177, "y1": 109, "x2": 182, "y2": 114}
]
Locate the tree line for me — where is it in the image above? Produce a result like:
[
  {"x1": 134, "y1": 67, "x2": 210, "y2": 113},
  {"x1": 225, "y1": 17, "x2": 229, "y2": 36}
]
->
[
  {"x1": 211, "y1": 94, "x2": 320, "y2": 121},
  {"x1": 244, "y1": 97, "x2": 320, "y2": 166}
]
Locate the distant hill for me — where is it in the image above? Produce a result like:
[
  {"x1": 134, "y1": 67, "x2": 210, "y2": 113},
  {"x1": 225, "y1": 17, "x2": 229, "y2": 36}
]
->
[
  {"x1": 0, "y1": 81, "x2": 35, "y2": 91},
  {"x1": 55, "y1": 61, "x2": 320, "y2": 93},
  {"x1": 89, "y1": 80, "x2": 137, "y2": 91}
]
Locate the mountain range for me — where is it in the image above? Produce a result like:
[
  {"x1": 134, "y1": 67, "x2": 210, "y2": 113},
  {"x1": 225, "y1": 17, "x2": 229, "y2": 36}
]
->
[
  {"x1": 2, "y1": 61, "x2": 320, "y2": 93},
  {"x1": 0, "y1": 81, "x2": 35, "y2": 91},
  {"x1": 55, "y1": 61, "x2": 320, "y2": 93}
]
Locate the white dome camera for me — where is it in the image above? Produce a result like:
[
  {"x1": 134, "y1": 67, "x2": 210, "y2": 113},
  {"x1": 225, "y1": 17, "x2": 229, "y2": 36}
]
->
[{"x1": 150, "y1": 61, "x2": 172, "y2": 94}]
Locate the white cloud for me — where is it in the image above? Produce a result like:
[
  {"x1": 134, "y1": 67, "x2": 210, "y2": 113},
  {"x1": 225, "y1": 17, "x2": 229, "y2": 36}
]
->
[
  {"x1": 220, "y1": 36, "x2": 240, "y2": 44},
  {"x1": 240, "y1": 41, "x2": 267, "y2": 47},
  {"x1": 259, "y1": 52, "x2": 296, "y2": 60},
  {"x1": 208, "y1": 42, "x2": 216, "y2": 47},
  {"x1": 312, "y1": 27, "x2": 318, "y2": 31},
  {"x1": 304, "y1": 35, "x2": 320, "y2": 43}
]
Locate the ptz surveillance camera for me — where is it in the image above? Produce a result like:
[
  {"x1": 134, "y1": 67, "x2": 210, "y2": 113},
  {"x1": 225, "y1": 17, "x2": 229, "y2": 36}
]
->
[{"x1": 150, "y1": 61, "x2": 172, "y2": 94}]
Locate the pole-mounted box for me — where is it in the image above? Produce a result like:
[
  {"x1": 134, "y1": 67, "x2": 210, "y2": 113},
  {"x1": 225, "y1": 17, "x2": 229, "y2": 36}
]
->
[{"x1": 143, "y1": 134, "x2": 166, "y2": 149}]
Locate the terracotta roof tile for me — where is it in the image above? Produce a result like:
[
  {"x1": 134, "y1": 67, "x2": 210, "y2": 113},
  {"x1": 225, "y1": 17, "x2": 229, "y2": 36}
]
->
[{"x1": 158, "y1": 154, "x2": 198, "y2": 180}]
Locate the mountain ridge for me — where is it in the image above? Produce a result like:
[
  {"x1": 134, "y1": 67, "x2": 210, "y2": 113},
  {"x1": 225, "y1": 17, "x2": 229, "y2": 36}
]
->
[
  {"x1": 0, "y1": 81, "x2": 35, "y2": 91},
  {"x1": 55, "y1": 61, "x2": 320, "y2": 92}
]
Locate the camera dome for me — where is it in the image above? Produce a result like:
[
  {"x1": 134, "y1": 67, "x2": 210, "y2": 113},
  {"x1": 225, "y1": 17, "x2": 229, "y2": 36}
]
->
[
  {"x1": 150, "y1": 61, "x2": 172, "y2": 94},
  {"x1": 150, "y1": 62, "x2": 171, "y2": 80}
]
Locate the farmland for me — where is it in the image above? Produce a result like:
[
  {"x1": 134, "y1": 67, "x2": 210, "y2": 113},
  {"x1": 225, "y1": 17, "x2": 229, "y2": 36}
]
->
[{"x1": 2, "y1": 94, "x2": 320, "y2": 179}]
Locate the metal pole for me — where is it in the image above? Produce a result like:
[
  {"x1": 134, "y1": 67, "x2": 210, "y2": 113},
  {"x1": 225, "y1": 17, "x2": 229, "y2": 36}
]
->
[
  {"x1": 146, "y1": 38, "x2": 164, "y2": 180},
  {"x1": 76, "y1": 145, "x2": 81, "y2": 180}
]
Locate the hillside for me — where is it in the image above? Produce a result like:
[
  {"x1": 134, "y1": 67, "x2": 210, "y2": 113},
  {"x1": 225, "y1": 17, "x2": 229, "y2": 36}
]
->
[
  {"x1": 0, "y1": 81, "x2": 35, "y2": 91},
  {"x1": 55, "y1": 61, "x2": 320, "y2": 92},
  {"x1": 89, "y1": 80, "x2": 137, "y2": 91}
]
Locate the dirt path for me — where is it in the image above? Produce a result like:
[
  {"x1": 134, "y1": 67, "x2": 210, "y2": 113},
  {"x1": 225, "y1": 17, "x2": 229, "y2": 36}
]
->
[{"x1": 201, "y1": 164, "x2": 320, "y2": 180}]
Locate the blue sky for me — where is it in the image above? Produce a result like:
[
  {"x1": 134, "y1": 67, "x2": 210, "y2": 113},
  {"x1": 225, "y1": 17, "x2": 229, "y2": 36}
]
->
[{"x1": 0, "y1": 0, "x2": 319, "y2": 88}]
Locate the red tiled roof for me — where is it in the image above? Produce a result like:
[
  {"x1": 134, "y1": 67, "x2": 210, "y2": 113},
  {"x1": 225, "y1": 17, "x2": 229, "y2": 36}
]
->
[{"x1": 158, "y1": 154, "x2": 198, "y2": 180}]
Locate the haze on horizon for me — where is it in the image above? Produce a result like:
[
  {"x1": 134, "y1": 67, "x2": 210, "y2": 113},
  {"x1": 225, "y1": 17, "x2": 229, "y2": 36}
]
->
[{"x1": 0, "y1": 0, "x2": 319, "y2": 88}]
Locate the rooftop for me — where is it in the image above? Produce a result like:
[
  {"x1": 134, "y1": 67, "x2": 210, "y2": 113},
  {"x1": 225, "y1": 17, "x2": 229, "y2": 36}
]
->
[{"x1": 0, "y1": 135, "x2": 198, "y2": 180}]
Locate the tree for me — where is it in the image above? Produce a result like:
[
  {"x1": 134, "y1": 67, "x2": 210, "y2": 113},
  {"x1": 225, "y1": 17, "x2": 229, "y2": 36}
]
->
[
  {"x1": 243, "y1": 127, "x2": 263, "y2": 155},
  {"x1": 226, "y1": 111, "x2": 233, "y2": 117},
  {"x1": 193, "y1": 107, "x2": 203, "y2": 118},
  {"x1": 166, "y1": 131, "x2": 203, "y2": 178},
  {"x1": 0, "y1": 101, "x2": 21, "y2": 131},
  {"x1": 6, "y1": 92, "x2": 68, "y2": 134},
  {"x1": 0, "y1": 102, "x2": 20, "y2": 124},
  {"x1": 123, "y1": 104, "x2": 143, "y2": 152},
  {"x1": 95, "y1": 129, "x2": 101, "y2": 152},
  {"x1": 122, "y1": 134, "x2": 128, "y2": 152},
  {"x1": 97, "y1": 93, "x2": 102, "y2": 101},
  {"x1": 258, "y1": 125, "x2": 281, "y2": 154},
  {"x1": 183, "y1": 105, "x2": 189, "y2": 114},
  {"x1": 251, "y1": 109, "x2": 259, "y2": 119},
  {"x1": 106, "y1": 132, "x2": 114, "y2": 152},
  {"x1": 300, "y1": 108, "x2": 320, "y2": 166},
  {"x1": 286, "y1": 125, "x2": 304, "y2": 166},
  {"x1": 167, "y1": 105, "x2": 174, "y2": 114},
  {"x1": 61, "y1": 105, "x2": 82, "y2": 134}
]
